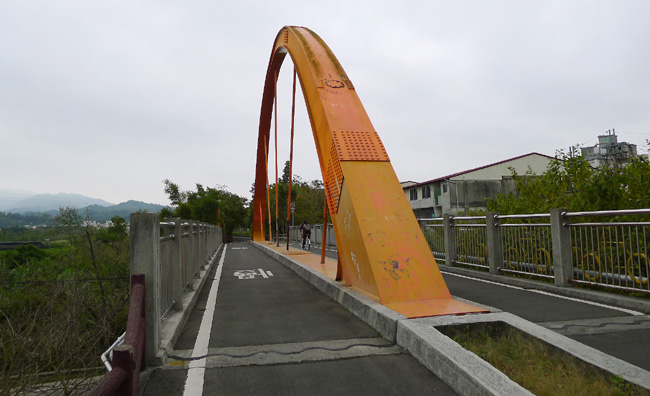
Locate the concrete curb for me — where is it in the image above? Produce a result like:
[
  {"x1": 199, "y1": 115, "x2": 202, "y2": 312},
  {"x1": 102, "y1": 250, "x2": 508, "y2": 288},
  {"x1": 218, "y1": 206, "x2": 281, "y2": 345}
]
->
[
  {"x1": 398, "y1": 317, "x2": 532, "y2": 396},
  {"x1": 409, "y1": 312, "x2": 650, "y2": 392},
  {"x1": 154, "y1": 243, "x2": 224, "y2": 365},
  {"x1": 249, "y1": 241, "x2": 405, "y2": 341},
  {"x1": 251, "y1": 241, "x2": 650, "y2": 395},
  {"x1": 440, "y1": 265, "x2": 650, "y2": 314}
]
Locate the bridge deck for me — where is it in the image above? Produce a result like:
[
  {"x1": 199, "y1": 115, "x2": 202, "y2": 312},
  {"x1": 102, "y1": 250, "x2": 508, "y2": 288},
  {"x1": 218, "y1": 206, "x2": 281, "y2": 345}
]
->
[
  {"x1": 296, "y1": 239, "x2": 650, "y2": 373},
  {"x1": 140, "y1": 240, "x2": 457, "y2": 396}
]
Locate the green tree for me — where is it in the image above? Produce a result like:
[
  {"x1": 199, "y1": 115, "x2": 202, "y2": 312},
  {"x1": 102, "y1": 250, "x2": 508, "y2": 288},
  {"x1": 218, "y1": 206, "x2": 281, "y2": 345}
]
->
[
  {"x1": 487, "y1": 144, "x2": 650, "y2": 214},
  {"x1": 263, "y1": 164, "x2": 326, "y2": 233},
  {"x1": 163, "y1": 181, "x2": 250, "y2": 236},
  {"x1": 52, "y1": 206, "x2": 83, "y2": 242}
]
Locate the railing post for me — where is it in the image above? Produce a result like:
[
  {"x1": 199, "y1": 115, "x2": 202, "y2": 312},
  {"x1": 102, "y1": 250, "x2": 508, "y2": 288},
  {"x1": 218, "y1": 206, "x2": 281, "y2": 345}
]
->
[
  {"x1": 113, "y1": 344, "x2": 135, "y2": 396},
  {"x1": 204, "y1": 225, "x2": 210, "y2": 262},
  {"x1": 486, "y1": 212, "x2": 502, "y2": 275},
  {"x1": 197, "y1": 223, "x2": 204, "y2": 269},
  {"x1": 181, "y1": 220, "x2": 193, "y2": 291},
  {"x1": 129, "y1": 212, "x2": 160, "y2": 366},
  {"x1": 207, "y1": 225, "x2": 213, "y2": 258},
  {"x1": 167, "y1": 217, "x2": 183, "y2": 310},
  {"x1": 213, "y1": 225, "x2": 217, "y2": 252},
  {"x1": 203, "y1": 224, "x2": 208, "y2": 264},
  {"x1": 551, "y1": 208, "x2": 573, "y2": 287},
  {"x1": 443, "y1": 214, "x2": 456, "y2": 266},
  {"x1": 187, "y1": 220, "x2": 196, "y2": 278}
]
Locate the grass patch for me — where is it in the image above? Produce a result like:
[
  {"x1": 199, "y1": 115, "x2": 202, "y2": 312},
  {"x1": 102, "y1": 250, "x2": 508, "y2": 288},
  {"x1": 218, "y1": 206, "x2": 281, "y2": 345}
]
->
[{"x1": 438, "y1": 322, "x2": 649, "y2": 396}]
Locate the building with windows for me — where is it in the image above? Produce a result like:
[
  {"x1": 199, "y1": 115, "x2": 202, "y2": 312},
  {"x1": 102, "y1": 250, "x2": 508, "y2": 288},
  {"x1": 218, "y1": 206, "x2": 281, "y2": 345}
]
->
[
  {"x1": 580, "y1": 130, "x2": 638, "y2": 167},
  {"x1": 402, "y1": 152, "x2": 554, "y2": 218}
]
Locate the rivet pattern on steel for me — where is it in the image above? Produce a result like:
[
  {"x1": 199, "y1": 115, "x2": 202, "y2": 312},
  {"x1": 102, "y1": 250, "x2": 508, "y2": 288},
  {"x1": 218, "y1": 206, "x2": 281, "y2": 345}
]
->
[
  {"x1": 332, "y1": 130, "x2": 390, "y2": 162},
  {"x1": 325, "y1": 142, "x2": 344, "y2": 214}
]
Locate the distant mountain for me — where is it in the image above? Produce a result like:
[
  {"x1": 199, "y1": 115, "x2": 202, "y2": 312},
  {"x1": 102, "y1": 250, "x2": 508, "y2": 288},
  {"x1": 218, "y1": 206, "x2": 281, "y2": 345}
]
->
[
  {"x1": 83, "y1": 200, "x2": 168, "y2": 222},
  {"x1": 7, "y1": 193, "x2": 114, "y2": 214},
  {"x1": 0, "y1": 190, "x2": 37, "y2": 212},
  {"x1": 0, "y1": 200, "x2": 169, "y2": 227}
]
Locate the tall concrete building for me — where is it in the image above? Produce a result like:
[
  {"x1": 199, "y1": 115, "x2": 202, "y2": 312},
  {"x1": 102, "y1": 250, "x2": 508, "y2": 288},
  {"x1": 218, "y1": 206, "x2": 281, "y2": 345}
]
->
[{"x1": 580, "y1": 130, "x2": 638, "y2": 167}]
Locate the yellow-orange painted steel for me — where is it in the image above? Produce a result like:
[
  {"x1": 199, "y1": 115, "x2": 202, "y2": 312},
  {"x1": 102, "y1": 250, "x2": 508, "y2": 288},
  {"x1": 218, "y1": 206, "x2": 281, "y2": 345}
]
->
[
  {"x1": 252, "y1": 26, "x2": 484, "y2": 318},
  {"x1": 321, "y1": 199, "x2": 328, "y2": 264}
]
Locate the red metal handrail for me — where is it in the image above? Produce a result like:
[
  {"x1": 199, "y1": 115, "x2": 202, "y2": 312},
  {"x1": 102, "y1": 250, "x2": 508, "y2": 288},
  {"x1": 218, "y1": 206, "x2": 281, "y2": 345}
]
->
[{"x1": 88, "y1": 274, "x2": 146, "y2": 396}]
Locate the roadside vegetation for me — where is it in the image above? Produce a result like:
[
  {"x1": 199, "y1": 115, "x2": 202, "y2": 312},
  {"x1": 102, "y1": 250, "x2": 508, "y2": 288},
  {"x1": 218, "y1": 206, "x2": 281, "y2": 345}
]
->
[
  {"x1": 441, "y1": 323, "x2": 648, "y2": 396},
  {"x1": 0, "y1": 212, "x2": 51, "y2": 231},
  {"x1": 487, "y1": 144, "x2": 650, "y2": 214},
  {"x1": 0, "y1": 208, "x2": 130, "y2": 395},
  {"x1": 252, "y1": 161, "x2": 327, "y2": 236},
  {"x1": 162, "y1": 163, "x2": 327, "y2": 239},
  {"x1": 161, "y1": 180, "x2": 250, "y2": 237}
]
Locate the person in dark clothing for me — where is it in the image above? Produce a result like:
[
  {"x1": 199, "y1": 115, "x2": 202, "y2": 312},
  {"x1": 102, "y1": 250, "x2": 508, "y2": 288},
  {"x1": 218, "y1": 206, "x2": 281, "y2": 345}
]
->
[{"x1": 299, "y1": 220, "x2": 312, "y2": 249}]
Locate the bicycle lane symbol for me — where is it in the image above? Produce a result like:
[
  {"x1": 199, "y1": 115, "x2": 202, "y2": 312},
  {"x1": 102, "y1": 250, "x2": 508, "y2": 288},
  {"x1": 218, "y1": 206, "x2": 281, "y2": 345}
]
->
[{"x1": 233, "y1": 269, "x2": 274, "y2": 280}]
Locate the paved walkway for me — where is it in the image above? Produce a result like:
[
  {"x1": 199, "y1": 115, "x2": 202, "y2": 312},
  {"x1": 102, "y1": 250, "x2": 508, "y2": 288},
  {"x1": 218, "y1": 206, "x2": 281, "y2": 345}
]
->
[
  {"x1": 140, "y1": 241, "x2": 457, "y2": 396},
  {"x1": 294, "y1": 239, "x2": 650, "y2": 372}
]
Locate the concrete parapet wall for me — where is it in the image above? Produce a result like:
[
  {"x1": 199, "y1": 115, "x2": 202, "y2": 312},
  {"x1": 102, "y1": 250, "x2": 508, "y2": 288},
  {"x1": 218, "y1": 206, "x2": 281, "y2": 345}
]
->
[
  {"x1": 155, "y1": 244, "x2": 222, "y2": 365},
  {"x1": 130, "y1": 212, "x2": 223, "y2": 366}
]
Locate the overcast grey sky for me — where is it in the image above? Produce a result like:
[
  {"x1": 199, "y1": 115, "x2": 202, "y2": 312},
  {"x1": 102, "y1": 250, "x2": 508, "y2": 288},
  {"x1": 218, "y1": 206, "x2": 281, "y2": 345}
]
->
[{"x1": 2, "y1": 1, "x2": 649, "y2": 206}]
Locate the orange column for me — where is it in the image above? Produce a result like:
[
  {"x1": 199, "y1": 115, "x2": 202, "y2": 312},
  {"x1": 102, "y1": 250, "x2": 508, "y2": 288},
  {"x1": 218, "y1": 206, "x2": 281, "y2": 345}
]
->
[
  {"x1": 274, "y1": 70, "x2": 279, "y2": 246},
  {"x1": 321, "y1": 199, "x2": 328, "y2": 264},
  {"x1": 264, "y1": 139, "x2": 272, "y2": 243},
  {"x1": 286, "y1": 67, "x2": 297, "y2": 251}
]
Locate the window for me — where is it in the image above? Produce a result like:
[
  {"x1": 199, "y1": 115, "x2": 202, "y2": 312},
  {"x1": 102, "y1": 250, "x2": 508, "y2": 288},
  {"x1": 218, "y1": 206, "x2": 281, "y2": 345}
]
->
[
  {"x1": 443, "y1": 183, "x2": 448, "y2": 193},
  {"x1": 409, "y1": 189, "x2": 418, "y2": 201},
  {"x1": 422, "y1": 185, "x2": 431, "y2": 199}
]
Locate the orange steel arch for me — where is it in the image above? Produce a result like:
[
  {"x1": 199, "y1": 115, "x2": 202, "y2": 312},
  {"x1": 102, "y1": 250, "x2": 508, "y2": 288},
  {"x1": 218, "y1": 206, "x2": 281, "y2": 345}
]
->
[{"x1": 253, "y1": 26, "x2": 483, "y2": 318}]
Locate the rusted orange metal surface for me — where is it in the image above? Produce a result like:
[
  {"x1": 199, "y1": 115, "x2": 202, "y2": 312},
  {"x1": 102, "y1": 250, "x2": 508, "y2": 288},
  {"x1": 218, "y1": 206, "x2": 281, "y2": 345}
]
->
[{"x1": 252, "y1": 26, "x2": 484, "y2": 318}]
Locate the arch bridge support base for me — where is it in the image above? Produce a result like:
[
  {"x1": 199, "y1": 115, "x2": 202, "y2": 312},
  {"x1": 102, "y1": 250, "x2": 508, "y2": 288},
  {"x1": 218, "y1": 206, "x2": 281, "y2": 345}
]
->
[{"x1": 253, "y1": 26, "x2": 485, "y2": 318}]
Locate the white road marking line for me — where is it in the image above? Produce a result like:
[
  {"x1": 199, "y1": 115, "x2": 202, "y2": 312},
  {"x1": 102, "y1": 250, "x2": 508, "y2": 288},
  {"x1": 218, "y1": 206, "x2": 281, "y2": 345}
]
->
[
  {"x1": 529, "y1": 289, "x2": 643, "y2": 316},
  {"x1": 258, "y1": 268, "x2": 268, "y2": 279},
  {"x1": 183, "y1": 245, "x2": 227, "y2": 396},
  {"x1": 441, "y1": 271, "x2": 525, "y2": 291},
  {"x1": 441, "y1": 270, "x2": 643, "y2": 316}
]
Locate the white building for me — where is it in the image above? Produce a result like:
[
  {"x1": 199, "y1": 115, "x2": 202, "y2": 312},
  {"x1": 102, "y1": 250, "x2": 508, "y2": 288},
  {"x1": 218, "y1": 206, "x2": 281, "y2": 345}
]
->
[{"x1": 402, "y1": 152, "x2": 554, "y2": 218}]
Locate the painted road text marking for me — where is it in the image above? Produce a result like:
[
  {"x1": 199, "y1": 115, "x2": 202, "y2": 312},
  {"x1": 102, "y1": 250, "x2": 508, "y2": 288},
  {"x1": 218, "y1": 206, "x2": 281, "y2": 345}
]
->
[{"x1": 234, "y1": 269, "x2": 274, "y2": 279}]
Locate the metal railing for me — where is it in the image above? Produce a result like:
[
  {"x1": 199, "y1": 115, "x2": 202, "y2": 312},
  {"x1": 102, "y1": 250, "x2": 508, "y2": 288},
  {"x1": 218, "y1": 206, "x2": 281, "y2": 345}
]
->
[
  {"x1": 88, "y1": 275, "x2": 146, "y2": 396},
  {"x1": 420, "y1": 219, "x2": 445, "y2": 263},
  {"x1": 498, "y1": 214, "x2": 553, "y2": 279},
  {"x1": 454, "y1": 216, "x2": 488, "y2": 269},
  {"x1": 288, "y1": 224, "x2": 337, "y2": 247},
  {"x1": 566, "y1": 209, "x2": 649, "y2": 292},
  {"x1": 418, "y1": 208, "x2": 650, "y2": 293}
]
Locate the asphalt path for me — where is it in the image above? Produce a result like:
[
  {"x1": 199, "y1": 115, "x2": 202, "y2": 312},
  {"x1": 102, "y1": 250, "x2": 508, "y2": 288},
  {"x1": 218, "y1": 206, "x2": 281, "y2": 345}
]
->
[
  {"x1": 291, "y1": 240, "x2": 650, "y2": 372},
  {"x1": 442, "y1": 272, "x2": 628, "y2": 323},
  {"x1": 141, "y1": 241, "x2": 458, "y2": 396}
]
